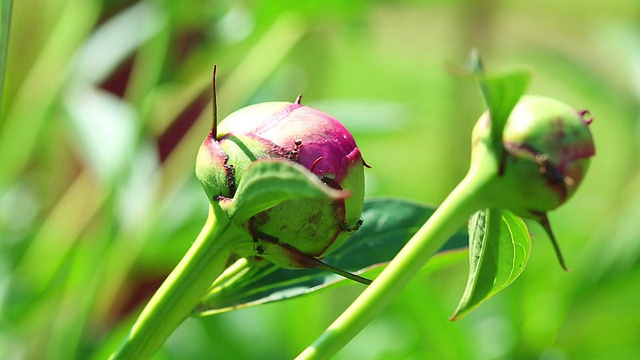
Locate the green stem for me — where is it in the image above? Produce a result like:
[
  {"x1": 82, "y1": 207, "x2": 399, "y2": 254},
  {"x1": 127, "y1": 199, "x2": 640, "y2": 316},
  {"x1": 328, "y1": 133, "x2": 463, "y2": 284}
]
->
[
  {"x1": 296, "y1": 164, "x2": 494, "y2": 360},
  {"x1": 0, "y1": 0, "x2": 12, "y2": 118},
  {"x1": 110, "y1": 204, "x2": 243, "y2": 359}
]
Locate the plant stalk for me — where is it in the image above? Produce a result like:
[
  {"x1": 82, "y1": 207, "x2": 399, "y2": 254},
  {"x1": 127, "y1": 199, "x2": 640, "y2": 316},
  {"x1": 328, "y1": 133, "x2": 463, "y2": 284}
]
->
[
  {"x1": 110, "y1": 204, "x2": 243, "y2": 359},
  {"x1": 0, "y1": 0, "x2": 13, "y2": 118},
  {"x1": 296, "y1": 162, "x2": 495, "y2": 360}
]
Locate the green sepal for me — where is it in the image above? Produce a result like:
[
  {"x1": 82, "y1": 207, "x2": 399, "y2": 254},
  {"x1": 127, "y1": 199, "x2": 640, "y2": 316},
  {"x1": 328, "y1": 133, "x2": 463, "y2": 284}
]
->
[
  {"x1": 227, "y1": 159, "x2": 348, "y2": 223},
  {"x1": 467, "y1": 50, "x2": 531, "y2": 148}
]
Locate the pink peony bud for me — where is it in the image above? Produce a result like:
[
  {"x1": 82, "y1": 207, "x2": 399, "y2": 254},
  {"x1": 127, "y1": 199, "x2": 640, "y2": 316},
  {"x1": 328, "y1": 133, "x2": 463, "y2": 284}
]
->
[{"x1": 196, "y1": 97, "x2": 366, "y2": 269}]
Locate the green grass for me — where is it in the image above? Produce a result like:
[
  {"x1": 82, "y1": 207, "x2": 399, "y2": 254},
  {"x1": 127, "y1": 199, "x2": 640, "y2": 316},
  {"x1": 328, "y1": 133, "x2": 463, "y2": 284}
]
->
[{"x1": 1, "y1": 0, "x2": 639, "y2": 359}]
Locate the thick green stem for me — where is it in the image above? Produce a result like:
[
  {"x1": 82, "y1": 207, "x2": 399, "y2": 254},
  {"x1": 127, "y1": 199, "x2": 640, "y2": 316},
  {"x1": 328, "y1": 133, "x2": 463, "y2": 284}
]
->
[
  {"x1": 296, "y1": 164, "x2": 494, "y2": 360},
  {"x1": 111, "y1": 204, "x2": 243, "y2": 359}
]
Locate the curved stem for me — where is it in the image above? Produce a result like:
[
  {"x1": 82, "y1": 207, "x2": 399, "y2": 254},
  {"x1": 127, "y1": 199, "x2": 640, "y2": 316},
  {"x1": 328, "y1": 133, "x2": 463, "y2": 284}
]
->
[
  {"x1": 296, "y1": 165, "x2": 494, "y2": 360},
  {"x1": 110, "y1": 204, "x2": 243, "y2": 359}
]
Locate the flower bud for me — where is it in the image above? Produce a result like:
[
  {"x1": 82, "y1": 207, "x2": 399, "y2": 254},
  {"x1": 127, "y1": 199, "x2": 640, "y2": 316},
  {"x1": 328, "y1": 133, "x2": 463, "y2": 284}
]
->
[
  {"x1": 473, "y1": 95, "x2": 595, "y2": 216},
  {"x1": 196, "y1": 99, "x2": 366, "y2": 269}
]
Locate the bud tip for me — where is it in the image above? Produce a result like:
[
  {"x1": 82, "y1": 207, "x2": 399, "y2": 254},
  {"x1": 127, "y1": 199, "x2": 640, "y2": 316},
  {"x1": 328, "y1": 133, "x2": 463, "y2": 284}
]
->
[{"x1": 578, "y1": 110, "x2": 594, "y2": 125}]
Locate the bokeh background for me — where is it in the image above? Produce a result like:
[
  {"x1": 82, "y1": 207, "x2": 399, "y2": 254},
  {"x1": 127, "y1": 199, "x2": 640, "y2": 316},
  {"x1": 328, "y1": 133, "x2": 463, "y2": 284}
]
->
[{"x1": 1, "y1": 0, "x2": 639, "y2": 359}]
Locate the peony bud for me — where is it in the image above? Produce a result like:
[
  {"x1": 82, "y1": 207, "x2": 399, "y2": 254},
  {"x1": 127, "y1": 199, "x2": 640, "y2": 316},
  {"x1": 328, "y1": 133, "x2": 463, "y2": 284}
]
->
[
  {"x1": 196, "y1": 93, "x2": 366, "y2": 271},
  {"x1": 474, "y1": 95, "x2": 595, "y2": 217},
  {"x1": 472, "y1": 95, "x2": 595, "y2": 270}
]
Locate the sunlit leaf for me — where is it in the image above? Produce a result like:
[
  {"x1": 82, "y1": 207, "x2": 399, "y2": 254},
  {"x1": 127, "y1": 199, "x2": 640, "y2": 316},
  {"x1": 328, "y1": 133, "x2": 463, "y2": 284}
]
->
[
  {"x1": 450, "y1": 208, "x2": 531, "y2": 321},
  {"x1": 64, "y1": 86, "x2": 138, "y2": 182},
  {"x1": 195, "y1": 198, "x2": 469, "y2": 316},
  {"x1": 228, "y1": 159, "x2": 346, "y2": 222},
  {"x1": 69, "y1": 1, "x2": 164, "y2": 85}
]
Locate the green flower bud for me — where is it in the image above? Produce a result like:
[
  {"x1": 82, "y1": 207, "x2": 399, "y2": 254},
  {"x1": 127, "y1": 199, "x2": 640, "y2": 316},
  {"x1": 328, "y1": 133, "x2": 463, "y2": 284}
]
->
[
  {"x1": 474, "y1": 95, "x2": 595, "y2": 217},
  {"x1": 472, "y1": 95, "x2": 595, "y2": 270}
]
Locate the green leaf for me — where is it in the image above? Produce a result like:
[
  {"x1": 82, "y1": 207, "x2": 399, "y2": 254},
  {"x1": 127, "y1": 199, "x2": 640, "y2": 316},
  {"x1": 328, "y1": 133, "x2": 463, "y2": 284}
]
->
[
  {"x1": 195, "y1": 198, "x2": 469, "y2": 316},
  {"x1": 482, "y1": 71, "x2": 531, "y2": 144},
  {"x1": 450, "y1": 208, "x2": 531, "y2": 321},
  {"x1": 228, "y1": 159, "x2": 347, "y2": 222},
  {"x1": 467, "y1": 51, "x2": 531, "y2": 146}
]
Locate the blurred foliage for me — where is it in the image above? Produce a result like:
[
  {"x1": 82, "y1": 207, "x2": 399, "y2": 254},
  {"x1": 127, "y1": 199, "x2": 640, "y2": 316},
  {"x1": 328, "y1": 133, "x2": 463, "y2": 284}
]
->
[{"x1": 1, "y1": 0, "x2": 639, "y2": 359}]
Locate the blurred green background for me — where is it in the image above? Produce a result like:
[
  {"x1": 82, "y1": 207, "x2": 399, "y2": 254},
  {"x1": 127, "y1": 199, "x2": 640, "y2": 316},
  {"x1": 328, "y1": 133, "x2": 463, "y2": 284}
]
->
[{"x1": 1, "y1": 0, "x2": 639, "y2": 359}]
